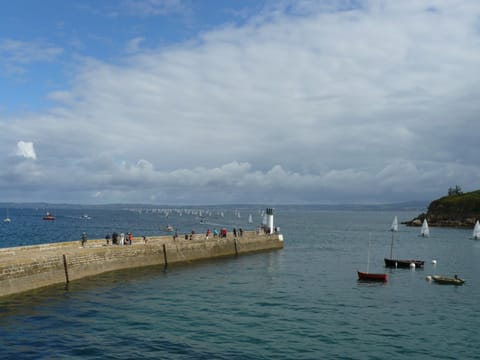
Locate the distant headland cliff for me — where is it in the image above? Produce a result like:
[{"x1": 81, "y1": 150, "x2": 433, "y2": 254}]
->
[{"x1": 404, "y1": 188, "x2": 480, "y2": 227}]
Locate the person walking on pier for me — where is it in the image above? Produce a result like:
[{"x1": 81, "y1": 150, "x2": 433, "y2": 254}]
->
[{"x1": 81, "y1": 232, "x2": 87, "y2": 247}]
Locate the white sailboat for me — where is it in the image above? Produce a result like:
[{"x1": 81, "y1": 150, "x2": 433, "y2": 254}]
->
[
  {"x1": 4, "y1": 208, "x2": 11, "y2": 223},
  {"x1": 473, "y1": 220, "x2": 480, "y2": 240},
  {"x1": 391, "y1": 216, "x2": 398, "y2": 232},
  {"x1": 388, "y1": 216, "x2": 398, "y2": 258},
  {"x1": 420, "y1": 219, "x2": 430, "y2": 237},
  {"x1": 248, "y1": 214, "x2": 253, "y2": 224}
]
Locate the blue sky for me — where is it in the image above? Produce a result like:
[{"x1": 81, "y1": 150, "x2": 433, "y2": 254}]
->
[
  {"x1": 1, "y1": 0, "x2": 480, "y2": 204},
  {"x1": 1, "y1": 0, "x2": 265, "y2": 112}
]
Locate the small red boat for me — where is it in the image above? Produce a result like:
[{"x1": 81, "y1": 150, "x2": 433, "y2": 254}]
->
[
  {"x1": 359, "y1": 234, "x2": 388, "y2": 282},
  {"x1": 357, "y1": 271, "x2": 388, "y2": 282},
  {"x1": 43, "y1": 212, "x2": 56, "y2": 221}
]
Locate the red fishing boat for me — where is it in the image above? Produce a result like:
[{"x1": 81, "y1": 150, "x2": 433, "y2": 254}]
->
[
  {"x1": 43, "y1": 212, "x2": 56, "y2": 220},
  {"x1": 357, "y1": 271, "x2": 388, "y2": 282},
  {"x1": 358, "y1": 234, "x2": 388, "y2": 282}
]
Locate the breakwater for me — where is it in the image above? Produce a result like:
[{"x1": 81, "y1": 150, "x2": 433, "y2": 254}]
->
[{"x1": 0, "y1": 231, "x2": 284, "y2": 298}]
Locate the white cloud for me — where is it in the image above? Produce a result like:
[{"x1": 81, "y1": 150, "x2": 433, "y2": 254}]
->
[
  {"x1": 0, "y1": 39, "x2": 63, "y2": 75},
  {"x1": 47, "y1": 91, "x2": 74, "y2": 104},
  {"x1": 125, "y1": 37, "x2": 145, "y2": 53},
  {"x1": 122, "y1": 0, "x2": 187, "y2": 16},
  {"x1": 15, "y1": 141, "x2": 37, "y2": 160},
  {"x1": 1, "y1": 1, "x2": 480, "y2": 204}
]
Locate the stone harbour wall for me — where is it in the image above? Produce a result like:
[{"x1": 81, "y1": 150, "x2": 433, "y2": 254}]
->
[{"x1": 0, "y1": 231, "x2": 284, "y2": 298}]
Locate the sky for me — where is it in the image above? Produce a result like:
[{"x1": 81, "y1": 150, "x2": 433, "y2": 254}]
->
[{"x1": 1, "y1": 0, "x2": 480, "y2": 205}]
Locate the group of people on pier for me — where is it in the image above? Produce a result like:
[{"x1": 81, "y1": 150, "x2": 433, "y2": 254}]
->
[
  {"x1": 173, "y1": 227, "x2": 246, "y2": 241},
  {"x1": 80, "y1": 231, "x2": 137, "y2": 247},
  {"x1": 105, "y1": 232, "x2": 133, "y2": 245},
  {"x1": 106, "y1": 232, "x2": 133, "y2": 245},
  {"x1": 80, "y1": 224, "x2": 268, "y2": 247}
]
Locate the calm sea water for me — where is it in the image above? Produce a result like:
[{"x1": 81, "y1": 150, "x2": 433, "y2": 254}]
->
[{"x1": 1, "y1": 206, "x2": 479, "y2": 359}]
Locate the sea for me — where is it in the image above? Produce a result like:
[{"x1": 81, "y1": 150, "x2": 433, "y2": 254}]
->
[{"x1": 0, "y1": 206, "x2": 479, "y2": 359}]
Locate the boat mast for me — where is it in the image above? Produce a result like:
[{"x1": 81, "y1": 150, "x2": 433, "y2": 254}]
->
[
  {"x1": 390, "y1": 216, "x2": 398, "y2": 258},
  {"x1": 367, "y1": 233, "x2": 371, "y2": 273},
  {"x1": 390, "y1": 231, "x2": 394, "y2": 258}
]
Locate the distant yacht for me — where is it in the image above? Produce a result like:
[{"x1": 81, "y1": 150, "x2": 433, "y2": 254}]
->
[
  {"x1": 3, "y1": 209, "x2": 11, "y2": 223},
  {"x1": 43, "y1": 211, "x2": 56, "y2": 221}
]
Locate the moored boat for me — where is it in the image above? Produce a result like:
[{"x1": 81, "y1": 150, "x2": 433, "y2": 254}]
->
[
  {"x1": 384, "y1": 258, "x2": 425, "y2": 268},
  {"x1": 358, "y1": 233, "x2": 388, "y2": 282},
  {"x1": 385, "y1": 216, "x2": 424, "y2": 268},
  {"x1": 427, "y1": 275, "x2": 465, "y2": 285},
  {"x1": 357, "y1": 271, "x2": 388, "y2": 282}
]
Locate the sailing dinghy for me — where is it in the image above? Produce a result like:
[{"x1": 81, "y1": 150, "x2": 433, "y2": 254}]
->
[
  {"x1": 473, "y1": 220, "x2": 480, "y2": 240},
  {"x1": 420, "y1": 219, "x2": 430, "y2": 237}
]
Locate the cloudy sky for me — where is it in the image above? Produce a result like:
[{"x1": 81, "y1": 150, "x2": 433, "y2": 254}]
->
[{"x1": 1, "y1": 0, "x2": 479, "y2": 205}]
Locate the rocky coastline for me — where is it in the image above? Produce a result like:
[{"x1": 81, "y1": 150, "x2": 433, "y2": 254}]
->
[
  {"x1": 403, "y1": 189, "x2": 480, "y2": 228},
  {"x1": 402, "y1": 213, "x2": 477, "y2": 228}
]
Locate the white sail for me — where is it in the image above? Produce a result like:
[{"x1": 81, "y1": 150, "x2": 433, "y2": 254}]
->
[
  {"x1": 420, "y1": 219, "x2": 429, "y2": 237},
  {"x1": 391, "y1": 216, "x2": 398, "y2": 232},
  {"x1": 3, "y1": 208, "x2": 11, "y2": 223},
  {"x1": 248, "y1": 214, "x2": 253, "y2": 224},
  {"x1": 473, "y1": 220, "x2": 480, "y2": 240}
]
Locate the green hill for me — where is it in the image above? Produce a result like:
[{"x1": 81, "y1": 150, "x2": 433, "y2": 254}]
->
[{"x1": 406, "y1": 190, "x2": 480, "y2": 227}]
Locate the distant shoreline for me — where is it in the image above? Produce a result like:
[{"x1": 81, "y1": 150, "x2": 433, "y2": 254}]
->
[{"x1": 0, "y1": 201, "x2": 428, "y2": 211}]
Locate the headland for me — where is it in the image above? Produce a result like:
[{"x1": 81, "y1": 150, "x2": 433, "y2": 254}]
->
[{"x1": 404, "y1": 189, "x2": 480, "y2": 227}]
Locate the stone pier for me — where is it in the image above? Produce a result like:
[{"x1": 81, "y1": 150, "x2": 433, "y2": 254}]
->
[{"x1": 0, "y1": 231, "x2": 284, "y2": 298}]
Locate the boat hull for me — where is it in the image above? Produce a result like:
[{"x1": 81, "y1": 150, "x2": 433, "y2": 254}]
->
[
  {"x1": 384, "y1": 258, "x2": 424, "y2": 268},
  {"x1": 430, "y1": 275, "x2": 465, "y2": 285},
  {"x1": 357, "y1": 271, "x2": 388, "y2": 282}
]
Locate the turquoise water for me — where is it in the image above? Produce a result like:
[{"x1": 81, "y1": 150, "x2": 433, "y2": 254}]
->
[{"x1": 1, "y1": 207, "x2": 479, "y2": 359}]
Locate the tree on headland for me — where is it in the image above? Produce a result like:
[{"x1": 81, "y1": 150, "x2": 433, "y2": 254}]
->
[{"x1": 448, "y1": 185, "x2": 463, "y2": 196}]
